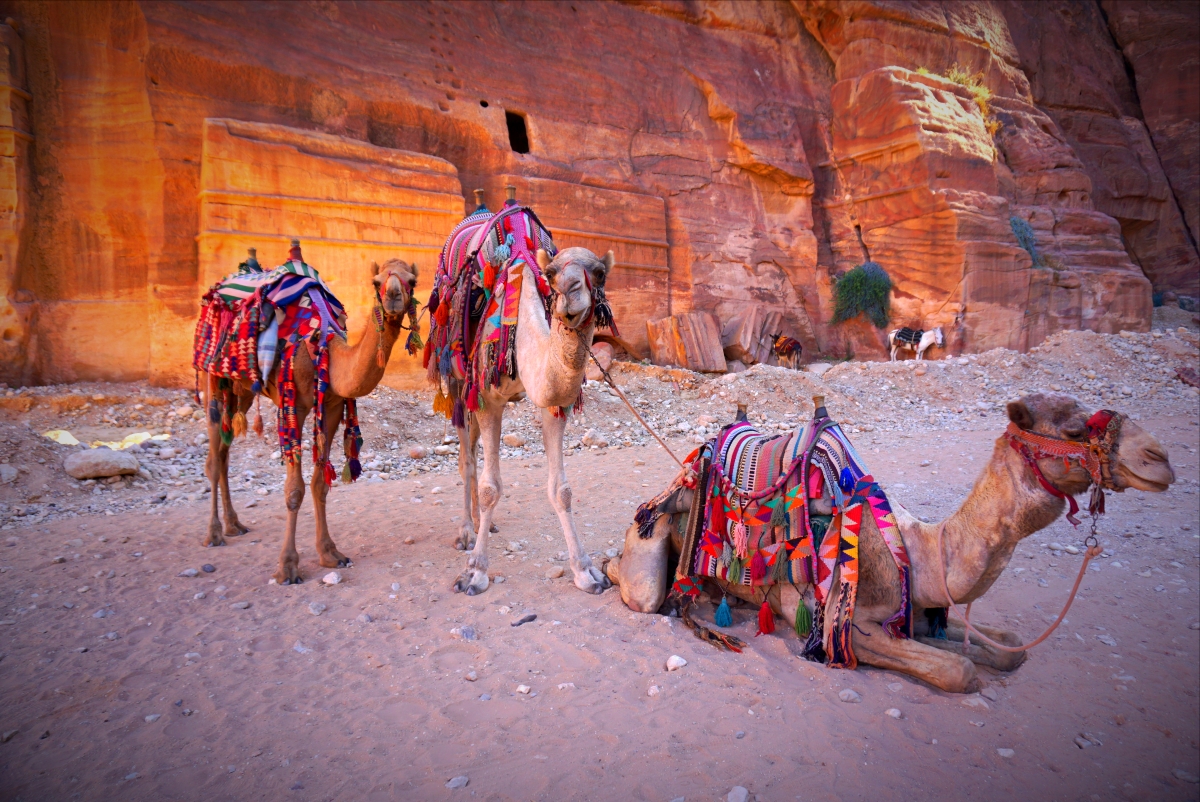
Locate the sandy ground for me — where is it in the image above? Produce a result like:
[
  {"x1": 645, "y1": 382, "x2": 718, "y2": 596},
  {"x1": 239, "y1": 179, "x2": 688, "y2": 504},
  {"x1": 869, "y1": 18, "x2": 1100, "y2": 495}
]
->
[{"x1": 1, "y1": 323, "x2": 1198, "y2": 801}]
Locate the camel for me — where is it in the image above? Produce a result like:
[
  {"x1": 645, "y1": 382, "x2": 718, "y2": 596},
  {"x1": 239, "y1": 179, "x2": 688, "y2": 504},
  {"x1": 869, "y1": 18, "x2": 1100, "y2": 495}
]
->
[
  {"x1": 604, "y1": 393, "x2": 1175, "y2": 692},
  {"x1": 451, "y1": 247, "x2": 614, "y2": 597},
  {"x1": 200, "y1": 258, "x2": 417, "y2": 585}
]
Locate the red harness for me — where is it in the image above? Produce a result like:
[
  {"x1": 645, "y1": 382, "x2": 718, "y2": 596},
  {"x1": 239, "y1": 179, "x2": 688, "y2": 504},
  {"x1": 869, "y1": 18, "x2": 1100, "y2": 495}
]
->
[{"x1": 1004, "y1": 410, "x2": 1121, "y2": 525}]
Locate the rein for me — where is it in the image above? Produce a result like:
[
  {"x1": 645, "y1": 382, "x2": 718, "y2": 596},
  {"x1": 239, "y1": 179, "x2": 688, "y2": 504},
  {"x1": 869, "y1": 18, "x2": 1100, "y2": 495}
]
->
[{"x1": 371, "y1": 279, "x2": 423, "y2": 368}]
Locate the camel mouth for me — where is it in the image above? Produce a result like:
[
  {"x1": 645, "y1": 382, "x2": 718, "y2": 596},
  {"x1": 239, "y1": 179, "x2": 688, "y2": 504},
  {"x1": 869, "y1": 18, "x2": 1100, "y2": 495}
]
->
[
  {"x1": 1119, "y1": 468, "x2": 1174, "y2": 493},
  {"x1": 556, "y1": 308, "x2": 589, "y2": 330}
]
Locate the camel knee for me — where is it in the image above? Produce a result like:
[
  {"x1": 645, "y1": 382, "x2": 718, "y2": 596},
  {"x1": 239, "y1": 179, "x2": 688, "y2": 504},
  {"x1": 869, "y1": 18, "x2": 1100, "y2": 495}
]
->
[
  {"x1": 550, "y1": 482, "x2": 572, "y2": 512},
  {"x1": 286, "y1": 485, "x2": 305, "y2": 512},
  {"x1": 478, "y1": 483, "x2": 500, "y2": 510}
]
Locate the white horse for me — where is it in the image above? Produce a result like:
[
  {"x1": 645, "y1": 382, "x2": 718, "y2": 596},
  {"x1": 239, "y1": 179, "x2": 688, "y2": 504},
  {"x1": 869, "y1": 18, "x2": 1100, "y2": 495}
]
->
[{"x1": 888, "y1": 326, "x2": 943, "y2": 361}]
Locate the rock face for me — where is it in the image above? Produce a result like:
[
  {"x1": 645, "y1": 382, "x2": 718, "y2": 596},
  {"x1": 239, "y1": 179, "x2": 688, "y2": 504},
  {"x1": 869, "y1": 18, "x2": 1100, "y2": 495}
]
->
[
  {"x1": 63, "y1": 448, "x2": 139, "y2": 480},
  {"x1": 0, "y1": 0, "x2": 1194, "y2": 385}
]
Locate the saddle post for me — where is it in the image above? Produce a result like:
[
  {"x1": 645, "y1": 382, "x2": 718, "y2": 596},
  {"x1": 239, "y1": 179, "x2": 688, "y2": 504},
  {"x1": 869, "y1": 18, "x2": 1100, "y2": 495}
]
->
[{"x1": 813, "y1": 395, "x2": 827, "y2": 419}]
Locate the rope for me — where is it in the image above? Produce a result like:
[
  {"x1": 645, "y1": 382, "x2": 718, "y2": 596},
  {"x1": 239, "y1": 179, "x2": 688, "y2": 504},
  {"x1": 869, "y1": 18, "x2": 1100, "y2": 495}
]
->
[{"x1": 934, "y1": 522, "x2": 1101, "y2": 654}]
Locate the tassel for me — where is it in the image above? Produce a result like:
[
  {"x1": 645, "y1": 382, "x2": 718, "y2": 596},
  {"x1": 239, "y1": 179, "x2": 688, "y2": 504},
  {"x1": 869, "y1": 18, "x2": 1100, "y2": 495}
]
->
[
  {"x1": 251, "y1": 380, "x2": 262, "y2": 394},
  {"x1": 348, "y1": 457, "x2": 361, "y2": 481},
  {"x1": 749, "y1": 551, "x2": 767, "y2": 584},
  {"x1": 715, "y1": 596, "x2": 733, "y2": 628},
  {"x1": 208, "y1": 399, "x2": 221, "y2": 424},
  {"x1": 839, "y1": 467, "x2": 855, "y2": 493},
  {"x1": 451, "y1": 398, "x2": 466, "y2": 429},
  {"x1": 322, "y1": 460, "x2": 337, "y2": 487},
  {"x1": 376, "y1": 347, "x2": 385, "y2": 368},
  {"x1": 341, "y1": 462, "x2": 352, "y2": 484},
  {"x1": 733, "y1": 522, "x2": 749, "y2": 558},
  {"x1": 769, "y1": 499, "x2": 787, "y2": 528},
  {"x1": 719, "y1": 541, "x2": 732, "y2": 567},
  {"x1": 232, "y1": 411, "x2": 247, "y2": 439},
  {"x1": 771, "y1": 549, "x2": 789, "y2": 583},
  {"x1": 252, "y1": 402, "x2": 264, "y2": 437},
  {"x1": 795, "y1": 600, "x2": 812, "y2": 638},
  {"x1": 756, "y1": 600, "x2": 776, "y2": 636},
  {"x1": 728, "y1": 555, "x2": 744, "y2": 584},
  {"x1": 405, "y1": 329, "x2": 423, "y2": 356}
]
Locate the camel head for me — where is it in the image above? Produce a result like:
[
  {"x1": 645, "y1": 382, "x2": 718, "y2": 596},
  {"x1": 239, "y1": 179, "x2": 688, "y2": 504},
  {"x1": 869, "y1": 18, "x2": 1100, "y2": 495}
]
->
[
  {"x1": 371, "y1": 258, "x2": 418, "y2": 322},
  {"x1": 535, "y1": 247, "x2": 613, "y2": 331},
  {"x1": 1006, "y1": 393, "x2": 1175, "y2": 497}
]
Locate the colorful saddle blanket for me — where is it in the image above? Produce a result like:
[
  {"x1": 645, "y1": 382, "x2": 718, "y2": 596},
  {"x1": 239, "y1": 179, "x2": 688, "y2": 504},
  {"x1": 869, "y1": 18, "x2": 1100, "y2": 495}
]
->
[
  {"x1": 676, "y1": 417, "x2": 912, "y2": 669},
  {"x1": 424, "y1": 202, "x2": 558, "y2": 425},
  {"x1": 192, "y1": 249, "x2": 361, "y2": 484}
]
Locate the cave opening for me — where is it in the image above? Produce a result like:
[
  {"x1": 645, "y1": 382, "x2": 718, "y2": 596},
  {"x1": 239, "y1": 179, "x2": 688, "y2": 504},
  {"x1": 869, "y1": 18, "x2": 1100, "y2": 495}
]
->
[{"x1": 505, "y1": 111, "x2": 529, "y2": 154}]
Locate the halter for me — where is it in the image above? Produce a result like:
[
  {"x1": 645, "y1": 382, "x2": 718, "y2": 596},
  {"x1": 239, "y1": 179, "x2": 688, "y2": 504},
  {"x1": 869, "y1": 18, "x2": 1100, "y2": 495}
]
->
[
  {"x1": 1003, "y1": 410, "x2": 1122, "y2": 525},
  {"x1": 371, "y1": 271, "x2": 423, "y2": 366}
]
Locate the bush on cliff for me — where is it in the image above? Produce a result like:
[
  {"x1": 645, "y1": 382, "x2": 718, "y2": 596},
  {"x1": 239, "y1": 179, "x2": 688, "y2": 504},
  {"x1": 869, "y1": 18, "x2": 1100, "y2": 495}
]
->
[
  {"x1": 833, "y1": 262, "x2": 892, "y2": 329},
  {"x1": 1010, "y1": 216, "x2": 1046, "y2": 267}
]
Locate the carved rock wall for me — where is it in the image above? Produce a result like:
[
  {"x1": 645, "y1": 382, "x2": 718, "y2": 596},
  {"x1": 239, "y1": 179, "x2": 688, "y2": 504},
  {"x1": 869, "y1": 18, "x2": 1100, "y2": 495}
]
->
[{"x1": 0, "y1": 0, "x2": 1193, "y2": 385}]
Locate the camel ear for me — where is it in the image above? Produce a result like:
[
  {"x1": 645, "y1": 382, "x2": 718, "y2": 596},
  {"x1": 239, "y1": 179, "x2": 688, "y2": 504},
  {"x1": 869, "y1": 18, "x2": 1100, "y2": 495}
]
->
[
  {"x1": 371, "y1": 262, "x2": 380, "y2": 277},
  {"x1": 536, "y1": 249, "x2": 553, "y2": 271},
  {"x1": 408, "y1": 262, "x2": 419, "y2": 282},
  {"x1": 1007, "y1": 399, "x2": 1036, "y2": 431},
  {"x1": 599, "y1": 250, "x2": 615, "y2": 278}
]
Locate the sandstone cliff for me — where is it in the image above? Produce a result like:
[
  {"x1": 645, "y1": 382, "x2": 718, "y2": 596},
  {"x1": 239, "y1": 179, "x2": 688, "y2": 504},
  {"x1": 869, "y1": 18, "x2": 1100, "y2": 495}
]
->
[{"x1": 0, "y1": 0, "x2": 1194, "y2": 386}]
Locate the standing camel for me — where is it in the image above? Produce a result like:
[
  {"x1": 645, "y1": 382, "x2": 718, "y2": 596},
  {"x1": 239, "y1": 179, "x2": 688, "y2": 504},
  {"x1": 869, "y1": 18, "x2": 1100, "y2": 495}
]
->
[
  {"x1": 200, "y1": 258, "x2": 417, "y2": 584},
  {"x1": 450, "y1": 247, "x2": 614, "y2": 596},
  {"x1": 605, "y1": 393, "x2": 1175, "y2": 692}
]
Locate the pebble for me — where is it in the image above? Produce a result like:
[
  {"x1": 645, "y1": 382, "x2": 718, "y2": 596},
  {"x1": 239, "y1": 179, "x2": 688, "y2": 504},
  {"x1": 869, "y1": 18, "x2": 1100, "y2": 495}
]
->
[
  {"x1": 308, "y1": 602, "x2": 326, "y2": 616},
  {"x1": 735, "y1": 730, "x2": 745, "y2": 739},
  {"x1": 460, "y1": 626, "x2": 477, "y2": 641},
  {"x1": 516, "y1": 684, "x2": 531, "y2": 695},
  {"x1": 322, "y1": 571, "x2": 341, "y2": 585},
  {"x1": 144, "y1": 714, "x2": 161, "y2": 723},
  {"x1": 433, "y1": 445, "x2": 455, "y2": 456},
  {"x1": 52, "y1": 556, "x2": 66, "y2": 564},
  {"x1": 647, "y1": 685, "x2": 660, "y2": 697},
  {"x1": 230, "y1": 601, "x2": 250, "y2": 610},
  {"x1": 1, "y1": 730, "x2": 17, "y2": 743},
  {"x1": 838, "y1": 689, "x2": 862, "y2": 703},
  {"x1": 403, "y1": 536, "x2": 415, "y2": 545},
  {"x1": 961, "y1": 695, "x2": 990, "y2": 710},
  {"x1": 408, "y1": 445, "x2": 428, "y2": 459},
  {"x1": 465, "y1": 671, "x2": 478, "y2": 682},
  {"x1": 202, "y1": 564, "x2": 216, "y2": 573},
  {"x1": 1096, "y1": 634, "x2": 1117, "y2": 647},
  {"x1": 727, "y1": 787, "x2": 749, "y2": 802},
  {"x1": 996, "y1": 748, "x2": 1015, "y2": 758},
  {"x1": 980, "y1": 687, "x2": 998, "y2": 701},
  {"x1": 357, "y1": 613, "x2": 372, "y2": 624},
  {"x1": 885, "y1": 708, "x2": 902, "y2": 719},
  {"x1": 887, "y1": 682, "x2": 903, "y2": 692},
  {"x1": 185, "y1": 652, "x2": 200, "y2": 660},
  {"x1": 545, "y1": 566, "x2": 565, "y2": 579},
  {"x1": 1173, "y1": 769, "x2": 1200, "y2": 783},
  {"x1": 293, "y1": 642, "x2": 313, "y2": 654},
  {"x1": 580, "y1": 429, "x2": 609, "y2": 448},
  {"x1": 193, "y1": 592, "x2": 206, "y2": 600},
  {"x1": 480, "y1": 694, "x2": 491, "y2": 701},
  {"x1": 511, "y1": 613, "x2": 536, "y2": 627},
  {"x1": 502, "y1": 433, "x2": 526, "y2": 447},
  {"x1": 557, "y1": 682, "x2": 575, "y2": 690},
  {"x1": 178, "y1": 568, "x2": 199, "y2": 578},
  {"x1": 666, "y1": 655, "x2": 687, "y2": 671},
  {"x1": 63, "y1": 448, "x2": 138, "y2": 480},
  {"x1": 446, "y1": 776, "x2": 469, "y2": 789},
  {"x1": 1064, "y1": 545, "x2": 1080, "y2": 555},
  {"x1": 93, "y1": 608, "x2": 111, "y2": 619}
]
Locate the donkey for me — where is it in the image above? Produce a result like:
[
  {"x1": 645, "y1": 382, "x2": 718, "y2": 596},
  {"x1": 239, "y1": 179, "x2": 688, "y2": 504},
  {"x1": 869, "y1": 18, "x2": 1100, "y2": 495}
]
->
[
  {"x1": 889, "y1": 326, "x2": 943, "y2": 361},
  {"x1": 771, "y1": 333, "x2": 803, "y2": 369}
]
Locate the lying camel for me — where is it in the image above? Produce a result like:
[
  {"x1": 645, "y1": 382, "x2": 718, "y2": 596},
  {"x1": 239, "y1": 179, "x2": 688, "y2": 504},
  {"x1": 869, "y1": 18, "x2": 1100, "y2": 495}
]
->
[
  {"x1": 201, "y1": 259, "x2": 417, "y2": 584},
  {"x1": 605, "y1": 393, "x2": 1175, "y2": 692},
  {"x1": 452, "y1": 247, "x2": 614, "y2": 596}
]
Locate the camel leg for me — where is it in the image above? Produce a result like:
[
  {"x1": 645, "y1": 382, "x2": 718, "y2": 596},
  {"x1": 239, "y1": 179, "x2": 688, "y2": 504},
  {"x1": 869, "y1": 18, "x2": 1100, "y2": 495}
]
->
[
  {"x1": 274, "y1": 453, "x2": 306, "y2": 585},
  {"x1": 852, "y1": 625, "x2": 982, "y2": 694},
  {"x1": 454, "y1": 416, "x2": 479, "y2": 551},
  {"x1": 917, "y1": 619, "x2": 1027, "y2": 672},
  {"x1": 312, "y1": 399, "x2": 351, "y2": 569},
  {"x1": 541, "y1": 407, "x2": 609, "y2": 595},
  {"x1": 218, "y1": 392, "x2": 255, "y2": 537},
  {"x1": 452, "y1": 403, "x2": 502, "y2": 595},
  {"x1": 202, "y1": 375, "x2": 232, "y2": 547}
]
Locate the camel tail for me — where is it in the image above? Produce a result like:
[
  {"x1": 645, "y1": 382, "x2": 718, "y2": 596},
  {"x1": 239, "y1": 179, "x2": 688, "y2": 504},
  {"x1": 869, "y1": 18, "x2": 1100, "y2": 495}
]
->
[{"x1": 680, "y1": 598, "x2": 745, "y2": 653}]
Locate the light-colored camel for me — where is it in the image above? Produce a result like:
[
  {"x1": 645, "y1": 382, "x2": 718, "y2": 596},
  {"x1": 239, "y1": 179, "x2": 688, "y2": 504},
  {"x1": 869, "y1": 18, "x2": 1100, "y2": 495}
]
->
[
  {"x1": 201, "y1": 259, "x2": 417, "y2": 584},
  {"x1": 451, "y1": 247, "x2": 614, "y2": 597},
  {"x1": 605, "y1": 393, "x2": 1175, "y2": 692}
]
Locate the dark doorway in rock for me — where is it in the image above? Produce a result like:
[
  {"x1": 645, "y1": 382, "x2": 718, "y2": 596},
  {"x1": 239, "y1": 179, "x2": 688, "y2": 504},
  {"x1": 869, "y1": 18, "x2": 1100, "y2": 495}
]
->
[{"x1": 505, "y1": 111, "x2": 529, "y2": 154}]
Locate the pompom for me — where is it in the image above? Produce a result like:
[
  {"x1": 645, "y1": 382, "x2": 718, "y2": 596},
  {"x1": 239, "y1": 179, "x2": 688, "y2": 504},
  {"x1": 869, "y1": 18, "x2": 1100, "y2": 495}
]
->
[
  {"x1": 715, "y1": 596, "x2": 733, "y2": 628},
  {"x1": 755, "y1": 600, "x2": 775, "y2": 636}
]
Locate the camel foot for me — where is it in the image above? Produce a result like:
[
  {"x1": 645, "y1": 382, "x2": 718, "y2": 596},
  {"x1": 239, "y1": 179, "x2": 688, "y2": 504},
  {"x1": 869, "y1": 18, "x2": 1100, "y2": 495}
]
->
[
  {"x1": 490, "y1": 523, "x2": 499, "y2": 534},
  {"x1": 572, "y1": 565, "x2": 611, "y2": 595},
  {"x1": 453, "y1": 528, "x2": 476, "y2": 551},
  {"x1": 204, "y1": 524, "x2": 226, "y2": 548},
  {"x1": 318, "y1": 547, "x2": 352, "y2": 569},
  {"x1": 224, "y1": 519, "x2": 250, "y2": 537},
  {"x1": 274, "y1": 561, "x2": 302, "y2": 585},
  {"x1": 452, "y1": 568, "x2": 489, "y2": 596}
]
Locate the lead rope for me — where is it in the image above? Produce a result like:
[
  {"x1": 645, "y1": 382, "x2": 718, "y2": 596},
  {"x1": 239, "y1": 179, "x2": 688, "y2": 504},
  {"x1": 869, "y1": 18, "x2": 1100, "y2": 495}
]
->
[{"x1": 934, "y1": 521, "x2": 1102, "y2": 654}]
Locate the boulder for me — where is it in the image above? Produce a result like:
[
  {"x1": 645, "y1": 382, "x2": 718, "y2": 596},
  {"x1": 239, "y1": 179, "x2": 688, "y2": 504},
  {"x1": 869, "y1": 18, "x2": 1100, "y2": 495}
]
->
[
  {"x1": 647, "y1": 312, "x2": 727, "y2": 373},
  {"x1": 64, "y1": 448, "x2": 139, "y2": 480},
  {"x1": 584, "y1": 341, "x2": 615, "y2": 382}
]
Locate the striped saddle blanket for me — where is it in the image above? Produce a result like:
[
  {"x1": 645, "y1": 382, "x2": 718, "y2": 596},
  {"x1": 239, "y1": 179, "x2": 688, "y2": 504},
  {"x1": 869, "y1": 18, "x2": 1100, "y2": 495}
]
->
[
  {"x1": 894, "y1": 327, "x2": 923, "y2": 346},
  {"x1": 683, "y1": 417, "x2": 913, "y2": 669}
]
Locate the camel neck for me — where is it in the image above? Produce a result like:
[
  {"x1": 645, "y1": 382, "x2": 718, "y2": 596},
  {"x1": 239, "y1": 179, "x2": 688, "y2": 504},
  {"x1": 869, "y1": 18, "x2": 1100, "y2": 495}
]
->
[
  {"x1": 327, "y1": 307, "x2": 401, "y2": 399},
  {"x1": 514, "y1": 265, "x2": 591, "y2": 408}
]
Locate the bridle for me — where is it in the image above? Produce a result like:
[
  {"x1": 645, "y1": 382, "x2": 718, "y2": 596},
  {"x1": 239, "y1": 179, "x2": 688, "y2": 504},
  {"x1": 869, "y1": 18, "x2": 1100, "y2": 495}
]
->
[
  {"x1": 933, "y1": 409, "x2": 1122, "y2": 655},
  {"x1": 371, "y1": 270, "x2": 423, "y2": 366},
  {"x1": 547, "y1": 264, "x2": 616, "y2": 334}
]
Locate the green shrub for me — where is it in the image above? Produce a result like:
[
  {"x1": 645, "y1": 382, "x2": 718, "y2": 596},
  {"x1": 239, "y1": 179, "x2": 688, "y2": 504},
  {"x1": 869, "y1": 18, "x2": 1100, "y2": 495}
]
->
[
  {"x1": 941, "y1": 64, "x2": 1000, "y2": 136},
  {"x1": 1010, "y1": 216, "x2": 1046, "y2": 267},
  {"x1": 833, "y1": 262, "x2": 892, "y2": 329}
]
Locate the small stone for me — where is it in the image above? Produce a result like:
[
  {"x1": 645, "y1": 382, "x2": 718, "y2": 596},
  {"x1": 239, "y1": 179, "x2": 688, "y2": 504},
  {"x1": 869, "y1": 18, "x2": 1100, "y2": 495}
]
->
[
  {"x1": 502, "y1": 433, "x2": 526, "y2": 448},
  {"x1": 1, "y1": 730, "x2": 17, "y2": 743},
  {"x1": 838, "y1": 689, "x2": 862, "y2": 703},
  {"x1": 1096, "y1": 634, "x2": 1117, "y2": 647},
  {"x1": 511, "y1": 613, "x2": 536, "y2": 627},
  {"x1": 446, "y1": 776, "x2": 469, "y2": 789},
  {"x1": 322, "y1": 572, "x2": 341, "y2": 585},
  {"x1": 1064, "y1": 545, "x2": 1080, "y2": 555},
  {"x1": 887, "y1": 682, "x2": 903, "y2": 692},
  {"x1": 125, "y1": 773, "x2": 139, "y2": 781},
  {"x1": 184, "y1": 652, "x2": 201, "y2": 660},
  {"x1": 961, "y1": 695, "x2": 990, "y2": 710},
  {"x1": 308, "y1": 602, "x2": 326, "y2": 616},
  {"x1": 666, "y1": 655, "x2": 688, "y2": 671},
  {"x1": 201, "y1": 564, "x2": 216, "y2": 573},
  {"x1": 52, "y1": 556, "x2": 66, "y2": 564},
  {"x1": 433, "y1": 445, "x2": 455, "y2": 456},
  {"x1": 293, "y1": 642, "x2": 313, "y2": 654},
  {"x1": 580, "y1": 429, "x2": 609, "y2": 448},
  {"x1": 230, "y1": 601, "x2": 250, "y2": 610},
  {"x1": 885, "y1": 708, "x2": 902, "y2": 719},
  {"x1": 727, "y1": 786, "x2": 749, "y2": 802},
  {"x1": 92, "y1": 608, "x2": 111, "y2": 619},
  {"x1": 144, "y1": 714, "x2": 161, "y2": 723},
  {"x1": 479, "y1": 694, "x2": 491, "y2": 701},
  {"x1": 980, "y1": 687, "x2": 998, "y2": 701},
  {"x1": 460, "y1": 626, "x2": 477, "y2": 641},
  {"x1": 1172, "y1": 769, "x2": 1200, "y2": 783},
  {"x1": 0, "y1": 464, "x2": 16, "y2": 484},
  {"x1": 193, "y1": 592, "x2": 206, "y2": 600},
  {"x1": 647, "y1": 685, "x2": 660, "y2": 697},
  {"x1": 465, "y1": 671, "x2": 478, "y2": 682},
  {"x1": 996, "y1": 748, "x2": 1015, "y2": 759},
  {"x1": 557, "y1": 682, "x2": 575, "y2": 690},
  {"x1": 403, "y1": 536, "x2": 415, "y2": 545},
  {"x1": 357, "y1": 613, "x2": 372, "y2": 624},
  {"x1": 735, "y1": 730, "x2": 745, "y2": 739},
  {"x1": 178, "y1": 568, "x2": 199, "y2": 578},
  {"x1": 63, "y1": 448, "x2": 139, "y2": 480},
  {"x1": 516, "y1": 684, "x2": 531, "y2": 694},
  {"x1": 545, "y1": 566, "x2": 565, "y2": 579},
  {"x1": 408, "y1": 445, "x2": 428, "y2": 459}
]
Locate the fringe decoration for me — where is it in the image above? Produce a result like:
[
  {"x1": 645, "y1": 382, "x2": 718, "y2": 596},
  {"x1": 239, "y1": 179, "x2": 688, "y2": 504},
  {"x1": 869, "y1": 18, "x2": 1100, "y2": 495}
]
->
[
  {"x1": 433, "y1": 388, "x2": 453, "y2": 418},
  {"x1": 795, "y1": 600, "x2": 812, "y2": 638},
  {"x1": 680, "y1": 597, "x2": 744, "y2": 653},
  {"x1": 634, "y1": 503, "x2": 659, "y2": 540},
  {"x1": 252, "y1": 397, "x2": 264, "y2": 437},
  {"x1": 451, "y1": 398, "x2": 466, "y2": 429},
  {"x1": 732, "y1": 522, "x2": 749, "y2": 558},
  {"x1": 232, "y1": 411, "x2": 247, "y2": 439},
  {"x1": 341, "y1": 462, "x2": 352, "y2": 484},
  {"x1": 405, "y1": 328, "x2": 423, "y2": 357},
  {"x1": 719, "y1": 541, "x2": 732, "y2": 567},
  {"x1": 749, "y1": 551, "x2": 768, "y2": 584},
  {"x1": 769, "y1": 500, "x2": 787, "y2": 528},
  {"x1": 756, "y1": 600, "x2": 775, "y2": 636},
  {"x1": 715, "y1": 596, "x2": 733, "y2": 628}
]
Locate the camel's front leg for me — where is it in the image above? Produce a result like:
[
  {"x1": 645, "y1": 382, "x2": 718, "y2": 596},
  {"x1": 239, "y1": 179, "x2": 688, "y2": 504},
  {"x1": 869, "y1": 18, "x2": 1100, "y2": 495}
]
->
[
  {"x1": 852, "y1": 623, "x2": 982, "y2": 694},
  {"x1": 542, "y1": 408, "x2": 609, "y2": 595},
  {"x1": 203, "y1": 411, "x2": 227, "y2": 548},
  {"x1": 454, "y1": 416, "x2": 480, "y2": 551},
  {"x1": 918, "y1": 619, "x2": 1027, "y2": 672},
  {"x1": 311, "y1": 400, "x2": 350, "y2": 569},
  {"x1": 453, "y1": 404, "x2": 502, "y2": 595},
  {"x1": 274, "y1": 455, "x2": 306, "y2": 585},
  {"x1": 218, "y1": 391, "x2": 256, "y2": 537}
]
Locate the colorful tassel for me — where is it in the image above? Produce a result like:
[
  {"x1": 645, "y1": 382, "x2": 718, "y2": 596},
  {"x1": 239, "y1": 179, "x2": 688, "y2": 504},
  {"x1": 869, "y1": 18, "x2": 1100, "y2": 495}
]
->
[
  {"x1": 749, "y1": 551, "x2": 768, "y2": 584},
  {"x1": 795, "y1": 600, "x2": 812, "y2": 638},
  {"x1": 727, "y1": 555, "x2": 744, "y2": 584},
  {"x1": 252, "y1": 410, "x2": 264, "y2": 437},
  {"x1": 732, "y1": 522, "x2": 749, "y2": 558},
  {"x1": 715, "y1": 596, "x2": 733, "y2": 628},
  {"x1": 322, "y1": 460, "x2": 337, "y2": 487},
  {"x1": 232, "y1": 411, "x2": 247, "y2": 439},
  {"x1": 719, "y1": 541, "x2": 732, "y2": 567},
  {"x1": 769, "y1": 499, "x2": 787, "y2": 528},
  {"x1": 771, "y1": 549, "x2": 789, "y2": 583},
  {"x1": 405, "y1": 328, "x2": 423, "y2": 356},
  {"x1": 341, "y1": 462, "x2": 352, "y2": 484},
  {"x1": 756, "y1": 600, "x2": 775, "y2": 636},
  {"x1": 839, "y1": 466, "x2": 855, "y2": 493}
]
